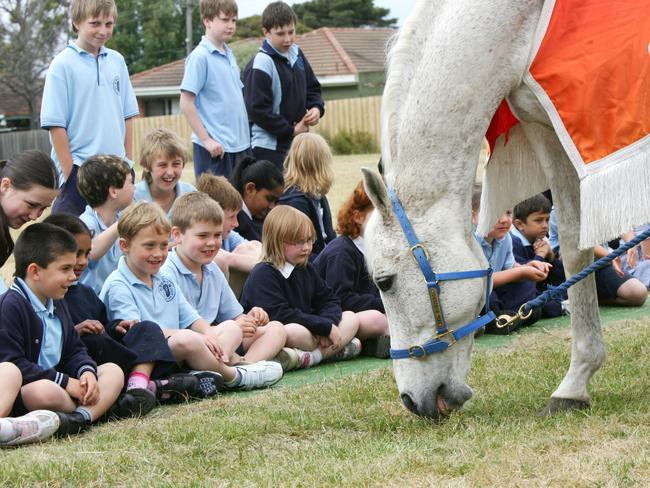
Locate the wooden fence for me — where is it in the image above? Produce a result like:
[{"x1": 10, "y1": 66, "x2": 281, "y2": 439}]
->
[
  {"x1": 132, "y1": 95, "x2": 382, "y2": 159},
  {"x1": 0, "y1": 129, "x2": 51, "y2": 160}
]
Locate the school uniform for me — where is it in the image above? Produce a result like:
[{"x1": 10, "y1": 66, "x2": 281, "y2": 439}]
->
[
  {"x1": 65, "y1": 282, "x2": 177, "y2": 378},
  {"x1": 79, "y1": 206, "x2": 123, "y2": 294},
  {"x1": 100, "y1": 256, "x2": 200, "y2": 330},
  {"x1": 240, "y1": 262, "x2": 342, "y2": 337},
  {"x1": 0, "y1": 279, "x2": 97, "y2": 390},
  {"x1": 314, "y1": 236, "x2": 384, "y2": 313},
  {"x1": 161, "y1": 249, "x2": 243, "y2": 324},
  {"x1": 222, "y1": 230, "x2": 248, "y2": 252},
  {"x1": 236, "y1": 205, "x2": 264, "y2": 242},
  {"x1": 278, "y1": 187, "x2": 335, "y2": 261}
]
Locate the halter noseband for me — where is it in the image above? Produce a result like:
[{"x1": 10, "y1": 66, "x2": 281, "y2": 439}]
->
[{"x1": 387, "y1": 188, "x2": 495, "y2": 360}]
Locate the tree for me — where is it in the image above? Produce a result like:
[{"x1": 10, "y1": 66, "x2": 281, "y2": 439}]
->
[
  {"x1": 0, "y1": 0, "x2": 69, "y2": 129},
  {"x1": 232, "y1": 15, "x2": 311, "y2": 42},
  {"x1": 293, "y1": 0, "x2": 397, "y2": 29}
]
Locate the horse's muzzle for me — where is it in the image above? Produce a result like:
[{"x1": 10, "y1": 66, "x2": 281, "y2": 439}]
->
[{"x1": 400, "y1": 383, "x2": 473, "y2": 419}]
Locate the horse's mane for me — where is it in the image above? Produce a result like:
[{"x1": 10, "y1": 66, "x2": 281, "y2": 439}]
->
[{"x1": 381, "y1": 1, "x2": 441, "y2": 177}]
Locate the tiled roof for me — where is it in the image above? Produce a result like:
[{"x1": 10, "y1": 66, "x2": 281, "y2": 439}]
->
[{"x1": 130, "y1": 27, "x2": 396, "y2": 90}]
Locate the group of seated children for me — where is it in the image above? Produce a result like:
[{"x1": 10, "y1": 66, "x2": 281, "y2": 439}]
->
[
  {"x1": 473, "y1": 184, "x2": 648, "y2": 334},
  {"x1": 0, "y1": 130, "x2": 390, "y2": 447}
]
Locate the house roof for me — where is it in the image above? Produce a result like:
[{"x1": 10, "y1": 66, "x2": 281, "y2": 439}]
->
[
  {"x1": 130, "y1": 27, "x2": 397, "y2": 93},
  {"x1": 0, "y1": 83, "x2": 42, "y2": 118}
]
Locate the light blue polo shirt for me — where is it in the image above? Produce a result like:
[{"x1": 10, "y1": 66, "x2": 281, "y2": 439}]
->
[
  {"x1": 14, "y1": 278, "x2": 63, "y2": 369},
  {"x1": 473, "y1": 229, "x2": 515, "y2": 272},
  {"x1": 181, "y1": 36, "x2": 250, "y2": 153},
  {"x1": 222, "y1": 230, "x2": 247, "y2": 252},
  {"x1": 40, "y1": 42, "x2": 139, "y2": 185},
  {"x1": 161, "y1": 249, "x2": 243, "y2": 324},
  {"x1": 99, "y1": 256, "x2": 200, "y2": 330},
  {"x1": 79, "y1": 205, "x2": 122, "y2": 294},
  {"x1": 133, "y1": 180, "x2": 196, "y2": 221}
]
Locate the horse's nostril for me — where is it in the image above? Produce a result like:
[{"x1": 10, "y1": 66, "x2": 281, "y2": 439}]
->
[{"x1": 400, "y1": 393, "x2": 418, "y2": 414}]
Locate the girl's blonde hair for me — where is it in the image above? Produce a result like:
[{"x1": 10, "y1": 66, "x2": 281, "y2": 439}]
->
[
  {"x1": 283, "y1": 133, "x2": 334, "y2": 197},
  {"x1": 262, "y1": 206, "x2": 315, "y2": 268},
  {"x1": 139, "y1": 129, "x2": 187, "y2": 184}
]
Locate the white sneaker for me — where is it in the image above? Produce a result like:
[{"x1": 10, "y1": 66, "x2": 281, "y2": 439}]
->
[
  {"x1": 274, "y1": 347, "x2": 301, "y2": 372},
  {"x1": 0, "y1": 410, "x2": 60, "y2": 447},
  {"x1": 232, "y1": 361, "x2": 283, "y2": 390}
]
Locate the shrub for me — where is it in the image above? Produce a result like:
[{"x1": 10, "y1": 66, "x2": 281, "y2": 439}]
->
[{"x1": 329, "y1": 130, "x2": 376, "y2": 155}]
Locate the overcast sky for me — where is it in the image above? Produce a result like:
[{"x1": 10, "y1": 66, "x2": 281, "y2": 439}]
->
[{"x1": 238, "y1": 0, "x2": 417, "y2": 27}]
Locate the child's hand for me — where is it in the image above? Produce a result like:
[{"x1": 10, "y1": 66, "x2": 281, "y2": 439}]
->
[
  {"x1": 202, "y1": 335, "x2": 225, "y2": 361},
  {"x1": 79, "y1": 371, "x2": 99, "y2": 406},
  {"x1": 75, "y1": 320, "x2": 104, "y2": 336},
  {"x1": 65, "y1": 378, "x2": 84, "y2": 402},
  {"x1": 627, "y1": 247, "x2": 638, "y2": 269},
  {"x1": 115, "y1": 320, "x2": 137, "y2": 335},
  {"x1": 534, "y1": 238, "x2": 553, "y2": 260},
  {"x1": 293, "y1": 117, "x2": 309, "y2": 136},
  {"x1": 236, "y1": 315, "x2": 258, "y2": 338},
  {"x1": 203, "y1": 138, "x2": 224, "y2": 158},
  {"x1": 528, "y1": 260, "x2": 552, "y2": 274},
  {"x1": 248, "y1": 307, "x2": 269, "y2": 326},
  {"x1": 328, "y1": 325, "x2": 342, "y2": 350},
  {"x1": 612, "y1": 256, "x2": 625, "y2": 277},
  {"x1": 303, "y1": 107, "x2": 321, "y2": 126},
  {"x1": 521, "y1": 265, "x2": 548, "y2": 282}
]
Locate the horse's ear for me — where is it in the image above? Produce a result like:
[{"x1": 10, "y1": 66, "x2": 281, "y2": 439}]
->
[{"x1": 362, "y1": 167, "x2": 391, "y2": 219}]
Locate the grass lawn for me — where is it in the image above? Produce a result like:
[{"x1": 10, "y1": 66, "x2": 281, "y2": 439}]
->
[{"x1": 3, "y1": 315, "x2": 650, "y2": 485}]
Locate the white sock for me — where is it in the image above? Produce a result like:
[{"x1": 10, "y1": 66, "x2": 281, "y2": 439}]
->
[{"x1": 308, "y1": 348, "x2": 323, "y2": 366}]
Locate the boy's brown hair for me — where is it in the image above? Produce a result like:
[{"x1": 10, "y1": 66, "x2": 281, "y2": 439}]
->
[
  {"x1": 77, "y1": 154, "x2": 131, "y2": 208},
  {"x1": 172, "y1": 191, "x2": 224, "y2": 233},
  {"x1": 284, "y1": 133, "x2": 334, "y2": 197},
  {"x1": 336, "y1": 181, "x2": 374, "y2": 239},
  {"x1": 200, "y1": 0, "x2": 237, "y2": 21},
  {"x1": 118, "y1": 201, "x2": 171, "y2": 241},
  {"x1": 262, "y1": 206, "x2": 315, "y2": 268},
  {"x1": 196, "y1": 173, "x2": 243, "y2": 211},
  {"x1": 71, "y1": 0, "x2": 117, "y2": 32},
  {"x1": 139, "y1": 129, "x2": 187, "y2": 184},
  {"x1": 262, "y1": 1, "x2": 297, "y2": 31}
]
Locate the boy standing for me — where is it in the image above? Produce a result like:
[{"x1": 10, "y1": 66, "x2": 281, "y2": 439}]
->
[
  {"x1": 99, "y1": 202, "x2": 283, "y2": 391},
  {"x1": 180, "y1": 0, "x2": 251, "y2": 179},
  {"x1": 243, "y1": 1, "x2": 324, "y2": 168},
  {"x1": 0, "y1": 224, "x2": 124, "y2": 436},
  {"x1": 77, "y1": 155, "x2": 135, "y2": 294},
  {"x1": 162, "y1": 192, "x2": 286, "y2": 363},
  {"x1": 40, "y1": 0, "x2": 138, "y2": 216}
]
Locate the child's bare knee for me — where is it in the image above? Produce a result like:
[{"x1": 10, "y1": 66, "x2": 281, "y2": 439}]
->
[
  {"x1": 98, "y1": 362, "x2": 125, "y2": 386},
  {"x1": 22, "y1": 380, "x2": 67, "y2": 409},
  {"x1": 265, "y1": 321, "x2": 287, "y2": 340}
]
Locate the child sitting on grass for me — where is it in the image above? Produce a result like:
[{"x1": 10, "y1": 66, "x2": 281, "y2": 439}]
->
[
  {"x1": 314, "y1": 181, "x2": 390, "y2": 357},
  {"x1": 163, "y1": 192, "x2": 286, "y2": 363},
  {"x1": 240, "y1": 205, "x2": 361, "y2": 371},
  {"x1": 100, "y1": 202, "x2": 283, "y2": 391},
  {"x1": 134, "y1": 129, "x2": 196, "y2": 219},
  {"x1": 45, "y1": 213, "x2": 202, "y2": 412},
  {"x1": 76, "y1": 155, "x2": 135, "y2": 294},
  {"x1": 0, "y1": 363, "x2": 59, "y2": 446},
  {"x1": 0, "y1": 224, "x2": 124, "y2": 437},
  {"x1": 278, "y1": 133, "x2": 336, "y2": 261}
]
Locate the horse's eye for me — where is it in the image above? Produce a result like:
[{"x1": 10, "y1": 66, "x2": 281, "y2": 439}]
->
[{"x1": 375, "y1": 275, "x2": 395, "y2": 292}]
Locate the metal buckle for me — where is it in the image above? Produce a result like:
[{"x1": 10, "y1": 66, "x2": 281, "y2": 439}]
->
[
  {"x1": 408, "y1": 345, "x2": 426, "y2": 358},
  {"x1": 409, "y1": 243, "x2": 430, "y2": 264},
  {"x1": 435, "y1": 329, "x2": 456, "y2": 347}
]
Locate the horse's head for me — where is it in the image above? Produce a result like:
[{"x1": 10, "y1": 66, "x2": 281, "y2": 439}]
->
[{"x1": 362, "y1": 168, "x2": 488, "y2": 419}]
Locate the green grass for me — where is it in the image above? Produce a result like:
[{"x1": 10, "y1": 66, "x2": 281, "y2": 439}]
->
[{"x1": 3, "y1": 317, "x2": 650, "y2": 486}]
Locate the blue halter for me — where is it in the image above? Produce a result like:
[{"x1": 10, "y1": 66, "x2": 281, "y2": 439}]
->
[{"x1": 387, "y1": 188, "x2": 496, "y2": 360}]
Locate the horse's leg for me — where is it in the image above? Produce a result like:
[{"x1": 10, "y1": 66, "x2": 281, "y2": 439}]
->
[{"x1": 521, "y1": 122, "x2": 606, "y2": 414}]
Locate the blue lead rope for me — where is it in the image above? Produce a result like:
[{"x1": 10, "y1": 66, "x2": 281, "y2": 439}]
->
[{"x1": 522, "y1": 226, "x2": 650, "y2": 315}]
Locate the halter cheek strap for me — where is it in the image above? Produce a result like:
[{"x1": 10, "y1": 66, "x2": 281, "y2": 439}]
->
[{"x1": 386, "y1": 188, "x2": 496, "y2": 359}]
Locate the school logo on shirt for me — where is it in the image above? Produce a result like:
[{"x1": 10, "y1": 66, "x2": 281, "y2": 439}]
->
[
  {"x1": 113, "y1": 76, "x2": 120, "y2": 94},
  {"x1": 158, "y1": 278, "x2": 176, "y2": 302}
]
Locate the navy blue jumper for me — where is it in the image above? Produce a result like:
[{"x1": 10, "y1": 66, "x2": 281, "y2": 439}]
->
[
  {"x1": 240, "y1": 262, "x2": 342, "y2": 337},
  {"x1": 314, "y1": 236, "x2": 385, "y2": 313},
  {"x1": 236, "y1": 209, "x2": 264, "y2": 242}
]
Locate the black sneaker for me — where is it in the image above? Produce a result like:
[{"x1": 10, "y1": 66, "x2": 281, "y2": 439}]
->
[
  {"x1": 361, "y1": 335, "x2": 391, "y2": 358},
  {"x1": 55, "y1": 411, "x2": 90, "y2": 437},
  {"x1": 108, "y1": 388, "x2": 156, "y2": 419},
  {"x1": 154, "y1": 373, "x2": 200, "y2": 402},
  {"x1": 189, "y1": 371, "x2": 224, "y2": 398}
]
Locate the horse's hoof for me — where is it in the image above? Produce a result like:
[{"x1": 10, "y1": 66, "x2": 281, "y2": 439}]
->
[{"x1": 538, "y1": 397, "x2": 591, "y2": 416}]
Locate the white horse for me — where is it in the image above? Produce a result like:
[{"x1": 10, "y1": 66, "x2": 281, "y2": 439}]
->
[{"x1": 362, "y1": 0, "x2": 650, "y2": 418}]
